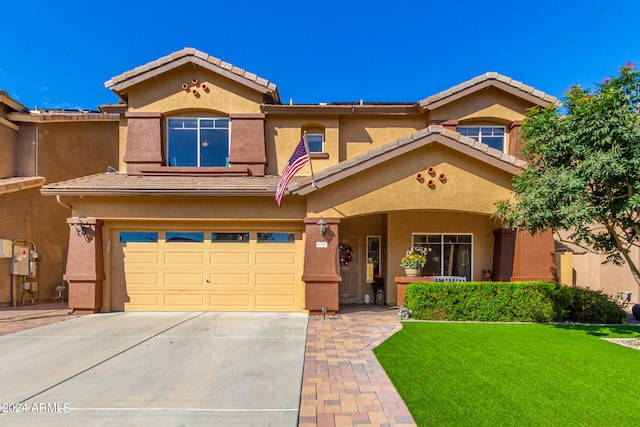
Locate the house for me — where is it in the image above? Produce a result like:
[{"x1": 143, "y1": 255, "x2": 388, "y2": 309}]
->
[
  {"x1": 37, "y1": 47, "x2": 634, "y2": 314},
  {"x1": 0, "y1": 92, "x2": 119, "y2": 307}
]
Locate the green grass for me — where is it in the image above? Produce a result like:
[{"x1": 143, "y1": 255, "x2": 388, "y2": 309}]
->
[{"x1": 373, "y1": 322, "x2": 640, "y2": 427}]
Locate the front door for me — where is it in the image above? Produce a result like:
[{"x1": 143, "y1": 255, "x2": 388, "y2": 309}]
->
[{"x1": 339, "y1": 236, "x2": 360, "y2": 303}]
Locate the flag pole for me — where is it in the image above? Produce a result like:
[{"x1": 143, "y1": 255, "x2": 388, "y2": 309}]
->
[{"x1": 303, "y1": 131, "x2": 318, "y2": 188}]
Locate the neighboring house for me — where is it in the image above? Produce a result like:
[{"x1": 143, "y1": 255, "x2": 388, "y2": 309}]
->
[
  {"x1": 37, "y1": 47, "x2": 636, "y2": 314},
  {"x1": 0, "y1": 91, "x2": 119, "y2": 307}
]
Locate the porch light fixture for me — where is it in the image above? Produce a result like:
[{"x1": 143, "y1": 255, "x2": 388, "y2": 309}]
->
[
  {"x1": 317, "y1": 217, "x2": 327, "y2": 236},
  {"x1": 73, "y1": 221, "x2": 88, "y2": 236}
]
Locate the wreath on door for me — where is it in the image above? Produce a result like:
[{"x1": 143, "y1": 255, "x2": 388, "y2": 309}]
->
[{"x1": 339, "y1": 243, "x2": 353, "y2": 266}]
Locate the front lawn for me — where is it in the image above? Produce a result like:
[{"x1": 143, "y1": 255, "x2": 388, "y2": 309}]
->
[{"x1": 373, "y1": 322, "x2": 640, "y2": 427}]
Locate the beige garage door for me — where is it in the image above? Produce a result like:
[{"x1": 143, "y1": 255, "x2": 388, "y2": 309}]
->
[{"x1": 111, "y1": 230, "x2": 303, "y2": 312}]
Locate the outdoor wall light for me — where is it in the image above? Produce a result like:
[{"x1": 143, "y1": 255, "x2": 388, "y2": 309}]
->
[
  {"x1": 73, "y1": 222, "x2": 88, "y2": 236},
  {"x1": 317, "y1": 217, "x2": 328, "y2": 236}
]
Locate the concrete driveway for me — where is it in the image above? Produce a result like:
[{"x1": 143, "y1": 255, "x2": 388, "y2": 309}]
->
[{"x1": 0, "y1": 311, "x2": 308, "y2": 426}]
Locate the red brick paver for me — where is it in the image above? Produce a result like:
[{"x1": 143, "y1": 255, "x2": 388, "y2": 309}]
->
[
  {"x1": 300, "y1": 306, "x2": 416, "y2": 427},
  {"x1": 0, "y1": 303, "x2": 78, "y2": 336}
]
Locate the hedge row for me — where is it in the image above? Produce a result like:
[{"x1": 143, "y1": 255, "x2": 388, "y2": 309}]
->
[{"x1": 403, "y1": 281, "x2": 626, "y2": 323}]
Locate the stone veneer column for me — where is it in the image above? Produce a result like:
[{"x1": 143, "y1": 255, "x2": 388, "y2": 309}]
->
[
  {"x1": 302, "y1": 217, "x2": 341, "y2": 313},
  {"x1": 510, "y1": 230, "x2": 557, "y2": 282},
  {"x1": 123, "y1": 112, "x2": 163, "y2": 175},
  {"x1": 64, "y1": 218, "x2": 105, "y2": 314}
]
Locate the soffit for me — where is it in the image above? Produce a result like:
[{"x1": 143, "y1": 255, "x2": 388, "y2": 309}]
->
[
  {"x1": 0, "y1": 91, "x2": 28, "y2": 113},
  {"x1": 105, "y1": 47, "x2": 280, "y2": 103},
  {"x1": 289, "y1": 125, "x2": 525, "y2": 196},
  {"x1": 419, "y1": 72, "x2": 561, "y2": 111}
]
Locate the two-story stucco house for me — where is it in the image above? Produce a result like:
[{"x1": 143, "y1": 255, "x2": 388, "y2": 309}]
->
[{"x1": 41, "y1": 47, "x2": 628, "y2": 314}]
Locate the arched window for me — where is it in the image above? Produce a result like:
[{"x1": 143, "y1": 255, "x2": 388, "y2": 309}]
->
[{"x1": 456, "y1": 125, "x2": 505, "y2": 152}]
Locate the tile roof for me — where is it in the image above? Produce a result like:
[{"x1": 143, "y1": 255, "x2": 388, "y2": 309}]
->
[
  {"x1": 289, "y1": 125, "x2": 526, "y2": 195},
  {"x1": 41, "y1": 173, "x2": 282, "y2": 197},
  {"x1": 0, "y1": 177, "x2": 45, "y2": 195},
  {"x1": 104, "y1": 47, "x2": 280, "y2": 103},
  {"x1": 419, "y1": 72, "x2": 561, "y2": 110}
]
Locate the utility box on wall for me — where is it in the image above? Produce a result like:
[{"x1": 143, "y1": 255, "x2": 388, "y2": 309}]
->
[
  {"x1": 10, "y1": 245, "x2": 29, "y2": 276},
  {"x1": 0, "y1": 239, "x2": 11, "y2": 258}
]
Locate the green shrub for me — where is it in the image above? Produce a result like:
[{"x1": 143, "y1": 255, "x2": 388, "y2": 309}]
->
[{"x1": 404, "y1": 281, "x2": 626, "y2": 323}]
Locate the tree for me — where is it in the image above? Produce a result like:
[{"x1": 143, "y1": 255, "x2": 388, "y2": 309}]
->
[{"x1": 495, "y1": 63, "x2": 640, "y2": 291}]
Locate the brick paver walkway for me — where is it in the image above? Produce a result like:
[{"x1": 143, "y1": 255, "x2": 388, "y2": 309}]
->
[
  {"x1": 299, "y1": 306, "x2": 416, "y2": 427},
  {"x1": 0, "y1": 302, "x2": 78, "y2": 336}
]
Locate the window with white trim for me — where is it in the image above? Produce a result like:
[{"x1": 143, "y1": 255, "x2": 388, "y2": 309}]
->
[
  {"x1": 167, "y1": 118, "x2": 230, "y2": 167},
  {"x1": 306, "y1": 134, "x2": 324, "y2": 153},
  {"x1": 457, "y1": 126, "x2": 505, "y2": 152},
  {"x1": 412, "y1": 234, "x2": 472, "y2": 280}
]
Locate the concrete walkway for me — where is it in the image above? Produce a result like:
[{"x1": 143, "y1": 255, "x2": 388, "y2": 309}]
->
[{"x1": 0, "y1": 303, "x2": 415, "y2": 426}]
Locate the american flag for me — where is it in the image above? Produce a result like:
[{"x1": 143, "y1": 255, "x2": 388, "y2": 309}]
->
[{"x1": 275, "y1": 138, "x2": 309, "y2": 206}]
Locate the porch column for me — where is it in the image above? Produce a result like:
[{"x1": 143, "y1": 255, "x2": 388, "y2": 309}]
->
[
  {"x1": 492, "y1": 228, "x2": 516, "y2": 281},
  {"x1": 64, "y1": 217, "x2": 105, "y2": 314},
  {"x1": 302, "y1": 217, "x2": 341, "y2": 313},
  {"x1": 510, "y1": 230, "x2": 557, "y2": 282}
]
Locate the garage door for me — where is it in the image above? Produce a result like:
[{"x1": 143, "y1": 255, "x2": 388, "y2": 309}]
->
[{"x1": 110, "y1": 230, "x2": 304, "y2": 312}]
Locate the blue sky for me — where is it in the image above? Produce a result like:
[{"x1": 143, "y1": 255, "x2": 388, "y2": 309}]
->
[{"x1": 1, "y1": 0, "x2": 639, "y2": 110}]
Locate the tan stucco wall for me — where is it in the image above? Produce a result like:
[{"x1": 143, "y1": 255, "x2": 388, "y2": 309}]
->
[
  {"x1": 0, "y1": 120, "x2": 17, "y2": 178},
  {"x1": 307, "y1": 143, "x2": 514, "y2": 218},
  {"x1": 386, "y1": 211, "x2": 498, "y2": 304},
  {"x1": 71, "y1": 196, "x2": 307, "y2": 221},
  {"x1": 556, "y1": 230, "x2": 640, "y2": 303},
  {"x1": 339, "y1": 116, "x2": 425, "y2": 161},
  {"x1": 126, "y1": 64, "x2": 264, "y2": 114},
  {"x1": 266, "y1": 115, "x2": 340, "y2": 176},
  {"x1": 0, "y1": 120, "x2": 118, "y2": 305},
  {"x1": 429, "y1": 87, "x2": 529, "y2": 123}
]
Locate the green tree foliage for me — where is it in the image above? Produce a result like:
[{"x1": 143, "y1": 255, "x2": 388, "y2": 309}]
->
[{"x1": 495, "y1": 64, "x2": 640, "y2": 289}]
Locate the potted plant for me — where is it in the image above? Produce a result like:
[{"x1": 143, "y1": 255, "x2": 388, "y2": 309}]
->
[{"x1": 401, "y1": 247, "x2": 427, "y2": 277}]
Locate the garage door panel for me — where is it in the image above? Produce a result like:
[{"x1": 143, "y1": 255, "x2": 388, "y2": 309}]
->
[
  {"x1": 211, "y1": 252, "x2": 251, "y2": 265},
  {"x1": 256, "y1": 251, "x2": 297, "y2": 265},
  {"x1": 210, "y1": 273, "x2": 251, "y2": 287},
  {"x1": 255, "y1": 273, "x2": 297, "y2": 288},
  {"x1": 127, "y1": 293, "x2": 162, "y2": 308},
  {"x1": 125, "y1": 273, "x2": 160, "y2": 286},
  {"x1": 164, "y1": 294, "x2": 205, "y2": 309},
  {"x1": 209, "y1": 294, "x2": 251, "y2": 307},
  {"x1": 255, "y1": 294, "x2": 298, "y2": 309},
  {"x1": 164, "y1": 252, "x2": 205, "y2": 264},
  {"x1": 124, "y1": 251, "x2": 159, "y2": 264},
  {"x1": 164, "y1": 273, "x2": 206, "y2": 287}
]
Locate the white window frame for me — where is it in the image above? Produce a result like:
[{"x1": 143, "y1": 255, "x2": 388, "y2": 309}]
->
[
  {"x1": 456, "y1": 126, "x2": 506, "y2": 152},
  {"x1": 166, "y1": 117, "x2": 230, "y2": 167},
  {"x1": 306, "y1": 133, "x2": 324, "y2": 153},
  {"x1": 411, "y1": 233, "x2": 473, "y2": 280}
]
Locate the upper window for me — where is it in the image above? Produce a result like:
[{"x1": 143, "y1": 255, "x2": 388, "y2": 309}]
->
[
  {"x1": 167, "y1": 118, "x2": 230, "y2": 167},
  {"x1": 306, "y1": 134, "x2": 324, "y2": 153},
  {"x1": 457, "y1": 126, "x2": 505, "y2": 152}
]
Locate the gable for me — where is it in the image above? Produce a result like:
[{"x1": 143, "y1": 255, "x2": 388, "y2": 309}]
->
[{"x1": 105, "y1": 48, "x2": 280, "y2": 113}]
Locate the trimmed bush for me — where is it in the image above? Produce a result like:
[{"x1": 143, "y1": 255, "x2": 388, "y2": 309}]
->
[{"x1": 404, "y1": 281, "x2": 626, "y2": 323}]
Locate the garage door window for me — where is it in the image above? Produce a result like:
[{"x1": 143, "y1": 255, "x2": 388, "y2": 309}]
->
[
  {"x1": 257, "y1": 232, "x2": 295, "y2": 243},
  {"x1": 120, "y1": 232, "x2": 158, "y2": 243},
  {"x1": 166, "y1": 232, "x2": 204, "y2": 242},
  {"x1": 212, "y1": 232, "x2": 249, "y2": 242}
]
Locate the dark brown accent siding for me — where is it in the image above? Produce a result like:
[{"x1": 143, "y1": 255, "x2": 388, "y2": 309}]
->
[
  {"x1": 510, "y1": 230, "x2": 557, "y2": 282},
  {"x1": 124, "y1": 112, "x2": 163, "y2": 175}
]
